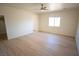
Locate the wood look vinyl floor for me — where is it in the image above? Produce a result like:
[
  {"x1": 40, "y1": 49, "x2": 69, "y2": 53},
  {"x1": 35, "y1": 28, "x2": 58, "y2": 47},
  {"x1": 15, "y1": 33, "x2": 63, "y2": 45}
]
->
[{"x1": 0, "y1": 32, "x2": 77, "y2": 56}]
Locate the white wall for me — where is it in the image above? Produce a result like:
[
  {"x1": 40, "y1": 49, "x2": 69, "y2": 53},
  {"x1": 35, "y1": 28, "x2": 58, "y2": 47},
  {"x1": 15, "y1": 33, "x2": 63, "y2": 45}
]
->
[
  {"x1": 39, "y1": 9, "x2": 78, "y2": 37},
  {"x1": 76, "y1": 19, "x2": 79, "y2": 55},
  {"x1": 76, "y1": 10, "x2": 79, "y2": 55},
  {"x1": 0, "y1": 6, "x2": 38, "y2": 39}
]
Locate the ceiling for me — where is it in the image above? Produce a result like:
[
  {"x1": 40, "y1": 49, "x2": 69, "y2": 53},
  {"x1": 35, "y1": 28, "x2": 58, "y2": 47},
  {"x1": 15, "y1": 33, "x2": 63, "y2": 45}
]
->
[{"x1": 0, "y1": 3, "x2": 79, "y2": 13}]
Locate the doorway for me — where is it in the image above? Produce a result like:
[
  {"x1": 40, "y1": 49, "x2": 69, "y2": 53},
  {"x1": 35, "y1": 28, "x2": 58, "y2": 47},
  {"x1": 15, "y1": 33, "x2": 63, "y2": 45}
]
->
[{"x1": 0, "y1": 15, "x2": 7, "y2": 40}]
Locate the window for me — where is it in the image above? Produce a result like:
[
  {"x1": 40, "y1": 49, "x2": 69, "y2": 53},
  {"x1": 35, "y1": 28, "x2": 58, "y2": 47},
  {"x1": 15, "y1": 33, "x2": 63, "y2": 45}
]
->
[{"x1": 49, "y1": 17, "x2": 60, "y2": 27}]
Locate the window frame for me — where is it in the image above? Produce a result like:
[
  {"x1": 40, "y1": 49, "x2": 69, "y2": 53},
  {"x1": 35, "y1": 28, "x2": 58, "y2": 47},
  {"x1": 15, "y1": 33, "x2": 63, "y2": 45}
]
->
[{"x1": 48, "y1": 16, "x2": 60, "y2": 27}]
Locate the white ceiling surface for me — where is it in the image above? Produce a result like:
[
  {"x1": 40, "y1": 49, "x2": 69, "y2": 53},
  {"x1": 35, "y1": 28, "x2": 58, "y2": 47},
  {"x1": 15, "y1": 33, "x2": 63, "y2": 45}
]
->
[{"x1": 0, "y1": 3, "x2": 79, "y2": 13}]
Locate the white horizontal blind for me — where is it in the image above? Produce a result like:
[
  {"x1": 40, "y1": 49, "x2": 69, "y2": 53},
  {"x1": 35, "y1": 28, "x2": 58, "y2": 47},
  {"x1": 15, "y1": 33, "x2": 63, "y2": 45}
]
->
[{"x1": 49, "y1": 17, "x2": 60, "y2": 27}]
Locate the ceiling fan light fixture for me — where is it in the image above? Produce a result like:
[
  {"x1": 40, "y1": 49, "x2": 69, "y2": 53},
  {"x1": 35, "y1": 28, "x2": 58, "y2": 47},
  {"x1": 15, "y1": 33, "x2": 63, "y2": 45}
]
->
[{"x1": 41, "y1": 9, "x2": 45, "y2": 12}]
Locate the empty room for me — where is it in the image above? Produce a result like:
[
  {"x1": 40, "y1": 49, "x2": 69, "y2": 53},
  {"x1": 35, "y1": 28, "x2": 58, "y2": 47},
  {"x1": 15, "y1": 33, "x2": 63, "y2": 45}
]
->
[{"x1": 0, "y1": 3, "x2": 79, "y2": 56}]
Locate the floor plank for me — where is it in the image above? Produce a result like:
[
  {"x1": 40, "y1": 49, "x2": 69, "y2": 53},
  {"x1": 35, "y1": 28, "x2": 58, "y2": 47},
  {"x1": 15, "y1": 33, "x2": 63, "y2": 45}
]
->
[{"x1": 0, "y1": 32, "x2": 77, "y2": 56}]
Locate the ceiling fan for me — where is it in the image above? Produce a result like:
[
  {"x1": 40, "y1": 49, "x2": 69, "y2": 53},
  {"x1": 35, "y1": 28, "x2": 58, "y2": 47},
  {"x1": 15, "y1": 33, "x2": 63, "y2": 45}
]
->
[
  {"x1": 32, "y1": 4, "x2": 48, "y2": 12},
  {"x1": 40, "y1": 4, "x2": 48, "y2": 10}
]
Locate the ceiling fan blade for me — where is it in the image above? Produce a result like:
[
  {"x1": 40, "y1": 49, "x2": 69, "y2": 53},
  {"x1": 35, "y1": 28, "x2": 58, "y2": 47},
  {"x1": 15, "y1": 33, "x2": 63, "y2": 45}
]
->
[
  {"x1": 41, "y1": 4, "x2": 43, "y2": 7},
  {"x1": 41, "y1": 4, "x2": 44, "y2": 10}
]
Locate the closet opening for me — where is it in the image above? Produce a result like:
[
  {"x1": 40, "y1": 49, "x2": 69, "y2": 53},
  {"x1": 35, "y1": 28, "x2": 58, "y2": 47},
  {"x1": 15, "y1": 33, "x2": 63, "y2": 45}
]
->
[{"x1": 0, "y1": 15, "x2": 7, "y2": 40}]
